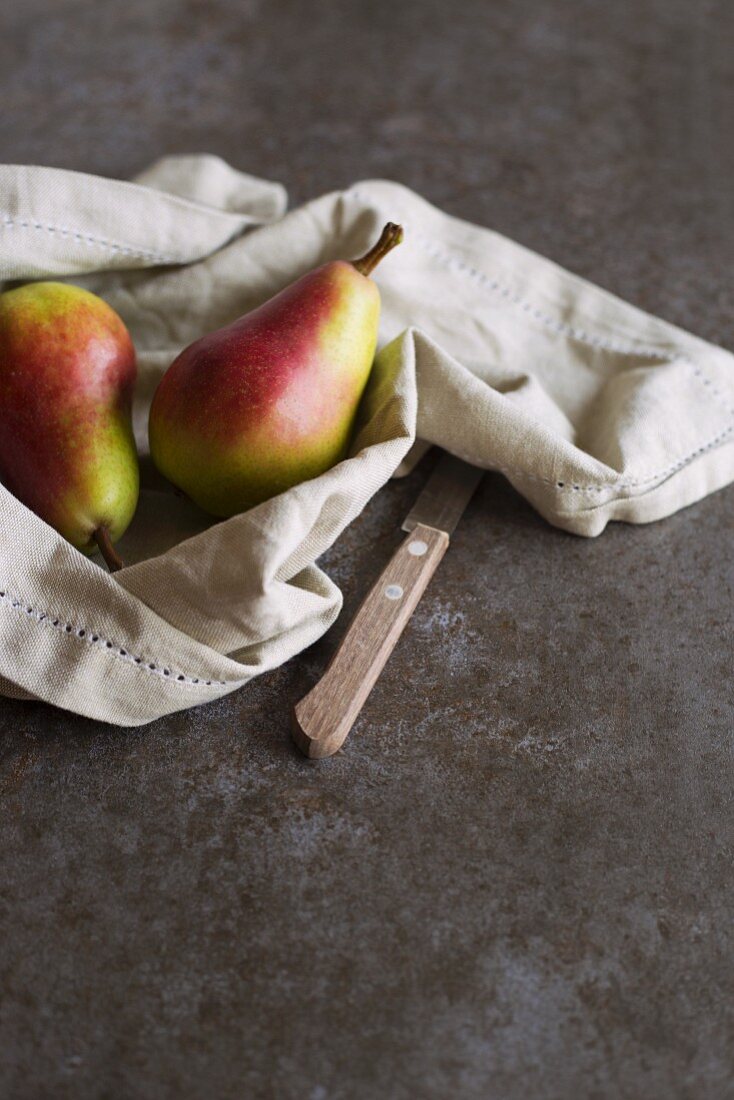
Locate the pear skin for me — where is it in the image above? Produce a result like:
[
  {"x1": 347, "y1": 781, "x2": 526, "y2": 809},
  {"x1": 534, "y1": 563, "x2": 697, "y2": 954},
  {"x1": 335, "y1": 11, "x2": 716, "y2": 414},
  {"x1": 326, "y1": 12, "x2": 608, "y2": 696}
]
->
[
  {"x1": 149, "y1": 223, "x2": 403, "y2": 517},
  {"x1": 0, "y1": 282, "x2": 139, "y2": 571}
]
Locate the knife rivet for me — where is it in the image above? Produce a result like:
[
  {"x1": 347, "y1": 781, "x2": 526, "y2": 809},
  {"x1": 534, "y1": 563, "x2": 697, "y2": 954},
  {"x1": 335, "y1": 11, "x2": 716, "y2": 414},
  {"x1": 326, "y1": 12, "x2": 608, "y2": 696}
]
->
[
  {"x1": 408, "y1": 539, "x2": 428, "y2": 557},
  {"x1": 385, "y1": 585, "x2": 404, "y2": 601}
]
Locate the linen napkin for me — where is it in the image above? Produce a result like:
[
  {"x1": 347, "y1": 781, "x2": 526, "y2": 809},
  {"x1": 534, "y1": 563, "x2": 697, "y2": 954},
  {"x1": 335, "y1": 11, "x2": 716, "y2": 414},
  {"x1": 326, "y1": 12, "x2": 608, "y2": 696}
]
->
[{"x1": 2, "y1": 155, "x2": 732, "y2": 724}]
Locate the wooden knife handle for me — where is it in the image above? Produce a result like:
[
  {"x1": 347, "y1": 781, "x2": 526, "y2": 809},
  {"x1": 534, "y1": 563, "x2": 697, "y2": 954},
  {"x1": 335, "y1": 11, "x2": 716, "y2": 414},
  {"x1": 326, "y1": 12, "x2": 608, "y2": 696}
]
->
[{"x1": 291, "y1": 523, "x2": 449, "y2": 759}]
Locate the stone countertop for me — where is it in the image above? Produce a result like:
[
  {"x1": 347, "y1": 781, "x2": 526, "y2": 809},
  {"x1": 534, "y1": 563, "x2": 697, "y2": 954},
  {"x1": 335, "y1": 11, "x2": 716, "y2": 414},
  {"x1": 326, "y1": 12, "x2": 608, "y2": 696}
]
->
[{"x1": 2, "y1": 1, "x2": 734, "y2": 1097}]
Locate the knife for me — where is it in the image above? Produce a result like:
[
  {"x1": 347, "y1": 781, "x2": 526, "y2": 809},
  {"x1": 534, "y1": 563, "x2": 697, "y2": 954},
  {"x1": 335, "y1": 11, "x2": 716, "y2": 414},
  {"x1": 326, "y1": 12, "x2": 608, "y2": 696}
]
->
[{"x1": 291, "y1": 452, "x2": 484, "y2": 758}]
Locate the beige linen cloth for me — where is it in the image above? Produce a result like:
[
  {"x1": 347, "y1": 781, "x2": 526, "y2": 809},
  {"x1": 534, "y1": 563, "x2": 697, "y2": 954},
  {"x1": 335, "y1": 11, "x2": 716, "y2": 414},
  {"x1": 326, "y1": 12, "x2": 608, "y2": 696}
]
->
[{"x1": 2, "y1": 155, "x2": 733, "y2": 725}]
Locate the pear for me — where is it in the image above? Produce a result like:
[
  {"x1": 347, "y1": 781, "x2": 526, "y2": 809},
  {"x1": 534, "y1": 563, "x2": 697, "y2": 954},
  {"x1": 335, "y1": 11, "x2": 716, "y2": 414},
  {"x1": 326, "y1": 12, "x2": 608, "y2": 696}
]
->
[
  {"x1": 148, "y1": 222, "x2": 403, "y2": 516},
  {"x1": 0, "y1": 282, "x2": 139, "y2": 572}
]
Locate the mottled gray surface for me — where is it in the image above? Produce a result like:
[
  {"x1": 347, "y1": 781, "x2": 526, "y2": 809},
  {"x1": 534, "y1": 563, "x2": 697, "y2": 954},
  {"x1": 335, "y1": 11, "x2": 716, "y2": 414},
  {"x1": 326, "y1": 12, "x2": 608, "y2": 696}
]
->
[{"x1": 2, "y1": 1, "x2": 734, "y2": 1097}]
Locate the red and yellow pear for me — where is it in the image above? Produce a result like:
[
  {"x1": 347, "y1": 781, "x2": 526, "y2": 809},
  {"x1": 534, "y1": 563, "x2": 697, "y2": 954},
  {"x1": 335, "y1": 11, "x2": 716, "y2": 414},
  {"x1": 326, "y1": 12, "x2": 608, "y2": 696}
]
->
[
  {"x1": 0, "y1": 282, "x2": 139, "y2": 571},
  {"x1": 148, "y1": 223, "x2": 403, "y2": 516}
]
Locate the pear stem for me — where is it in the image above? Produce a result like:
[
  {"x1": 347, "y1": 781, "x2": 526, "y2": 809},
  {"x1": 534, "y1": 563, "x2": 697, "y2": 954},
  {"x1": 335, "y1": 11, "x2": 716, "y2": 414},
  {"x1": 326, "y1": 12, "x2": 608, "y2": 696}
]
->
[
  {"x1": 352, "y1": 222, "x2": 404, "y2": 276},
  {"x1": 93, "y1": 526, "x2": 124, "y2": 573}
]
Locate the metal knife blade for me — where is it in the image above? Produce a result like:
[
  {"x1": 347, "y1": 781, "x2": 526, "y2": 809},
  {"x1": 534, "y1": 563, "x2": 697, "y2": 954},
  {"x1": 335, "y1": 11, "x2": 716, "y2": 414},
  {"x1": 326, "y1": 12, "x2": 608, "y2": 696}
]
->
[{"x1": 402, "y1": 451, "x2": 484, "y2": 536}]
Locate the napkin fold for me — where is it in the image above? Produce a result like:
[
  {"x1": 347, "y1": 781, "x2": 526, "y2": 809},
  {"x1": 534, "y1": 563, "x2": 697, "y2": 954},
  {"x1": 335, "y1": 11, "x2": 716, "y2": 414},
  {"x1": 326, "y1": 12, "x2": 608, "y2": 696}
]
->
[{"x1": 2, "y1": 155, "x2": 732, "y2": 724}]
